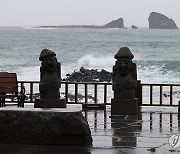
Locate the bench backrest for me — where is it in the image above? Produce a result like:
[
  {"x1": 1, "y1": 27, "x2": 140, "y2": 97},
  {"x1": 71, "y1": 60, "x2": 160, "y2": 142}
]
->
[{"x1": 0, "y1": 72, "x2": 18, "y2": 93}]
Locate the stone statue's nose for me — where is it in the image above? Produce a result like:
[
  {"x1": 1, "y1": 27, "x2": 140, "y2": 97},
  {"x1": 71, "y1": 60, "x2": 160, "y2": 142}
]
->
[
  {"x1": 121, "y1": 61, "x2": 125, "y2": 66},
  {"x1": 47, "y1": 59, "x2": 51, "y2": 64}
]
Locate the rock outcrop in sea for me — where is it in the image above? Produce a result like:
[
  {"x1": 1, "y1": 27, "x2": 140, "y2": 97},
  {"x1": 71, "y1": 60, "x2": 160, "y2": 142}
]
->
[
  {"x1": 148, "y1": 12, "x2": 178, "y2": 29},
  {"x1": 131, "y1": 25, "x2": 138, "y2": 29},
  {"x1": 102, "y1": 18, "x2": 124, "y2": 28},
  {"x1": 63, "y1": 67, "x2": 112, "y2": 82},
  {"x1": 39, "y1": 18, "x2": 125, "y2": 29}
]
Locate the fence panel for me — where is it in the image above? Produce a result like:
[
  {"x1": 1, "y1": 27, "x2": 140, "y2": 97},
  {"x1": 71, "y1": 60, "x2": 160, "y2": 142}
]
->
[{"x1": 16, "y1": 81, "x2": 180, "y2": 107}]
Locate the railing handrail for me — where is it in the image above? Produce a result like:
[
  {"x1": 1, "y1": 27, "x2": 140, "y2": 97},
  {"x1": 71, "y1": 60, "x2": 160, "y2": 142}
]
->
[
  {"x1": 18, "y1": 81, "x2": 180, "y2": 86},
  {"x1": 142, "y1": 83, "x2": 180, "y2": 86}
]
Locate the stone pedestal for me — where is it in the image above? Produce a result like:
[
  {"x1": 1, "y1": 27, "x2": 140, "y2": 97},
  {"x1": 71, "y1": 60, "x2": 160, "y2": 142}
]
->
[
  {"x1": 34, "y1": 97, "x2": 66, "y2": 108},
  {"x1": 111, "y1": 98, "x2": 138, "y2": 115},
  {"x1": 0, "y1": 107, "x2": 92, "y2": 146}
]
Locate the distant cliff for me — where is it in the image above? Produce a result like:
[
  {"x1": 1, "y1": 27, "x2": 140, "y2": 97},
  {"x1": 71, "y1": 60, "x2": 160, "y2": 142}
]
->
[
  {"x1": 39, "y1": 18, "x2": 125, "y2": 29},
  {"x1": 102, "y1": 18, "x2": 124, "y2": 28},
  {"x1": 148, "y1": 12, "x2": 178, "y2": 29}
]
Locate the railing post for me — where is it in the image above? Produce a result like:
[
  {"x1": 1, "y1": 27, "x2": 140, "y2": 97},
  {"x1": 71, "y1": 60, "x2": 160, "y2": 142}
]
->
[
  {"x1": 75, "y1": 83, "x2": 78, "y2": 103},
  {"x1": 94, "y1": 83, "x2": 97, "y2": 104},
  {"x1": 150, "y1": 85, "x2": 153, "y2": 105},
  {"x1": 65, "y1": 82, "x2": 68, "y2": 104},
  {"x1": 160, "y1": 85, "x2": 162, "y2": 106},
  {"x1": 104, "y1": 84, "x2": 107, "y2": 105},
  {"x1": 85, "y1": 84, "x2": 88, "y2": 104},
  {"x1": 20, "y1": 82, "x2": 24, "y2": 94},
  {"x1": 30, "y1": 82, "x2": 33, "y2": 102}
]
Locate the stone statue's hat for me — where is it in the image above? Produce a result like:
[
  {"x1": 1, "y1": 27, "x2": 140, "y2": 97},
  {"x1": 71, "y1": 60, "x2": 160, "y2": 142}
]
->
[
  {"x1": 114, "y1": 47, "x2": 134, "y2": 59},
  {"x1": 39, "y1": 49, "x2": 56, "y2": 61}
]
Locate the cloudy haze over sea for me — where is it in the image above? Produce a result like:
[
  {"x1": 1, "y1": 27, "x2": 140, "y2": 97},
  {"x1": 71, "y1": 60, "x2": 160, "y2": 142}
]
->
[{"x1": 0, "y1": 0, "x2": 180, "y2": 28}]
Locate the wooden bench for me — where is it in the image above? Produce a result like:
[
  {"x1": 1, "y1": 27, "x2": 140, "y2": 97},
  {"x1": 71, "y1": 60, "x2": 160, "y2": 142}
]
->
[{"x1": 0, "y1": 72, "x2": 25, "y2": 107}]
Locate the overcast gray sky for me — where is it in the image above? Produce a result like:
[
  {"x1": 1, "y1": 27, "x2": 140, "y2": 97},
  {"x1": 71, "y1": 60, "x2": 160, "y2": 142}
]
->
[{"x1": 0, "y1": 0, "x2": 179, "y2": 28}]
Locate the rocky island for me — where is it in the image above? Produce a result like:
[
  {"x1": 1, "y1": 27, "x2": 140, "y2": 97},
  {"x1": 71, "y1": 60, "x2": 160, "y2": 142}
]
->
[
  {"x1": 102, "y1": 18, "x2": 124, "y2": 28},
  {"x1": 38, "y1": 12, "x2": 178, "y2": 29},
  {"x1": 39, "y1": 18, "x2": 125, "y2": 29},
  {"x1": 148, "y1": 12, "x2": 178, "y2": 29}
]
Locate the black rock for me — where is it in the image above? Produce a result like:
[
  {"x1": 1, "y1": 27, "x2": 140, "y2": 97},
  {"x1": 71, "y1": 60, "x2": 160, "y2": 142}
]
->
[
  {"x1": 102, "y1": 18, "x2": 124, "y2": 28},
  {"x1": 148, "y1": 12, "x2": 178, "y2": 29},
  {"x1": 131, "y1": 25, "x2": 138, "y2": 29},
  {"x1": 99, "y1": 69, "x2": 112, "y2": 82},
  {"x1": 63, "y1": 67, "x2": 112, "y2": 82}
]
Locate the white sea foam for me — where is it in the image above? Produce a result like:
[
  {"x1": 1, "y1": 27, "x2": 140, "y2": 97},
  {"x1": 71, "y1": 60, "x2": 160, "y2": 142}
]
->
[
  {"x1": 138, "y1": 64, "x2": 180, "y2": 83},
  {"x1": 17, "y1": 66, "x2": 40, "y2": 81},
  {"x1": 15, "y1": 54, "x2": 180, "y2": 84},
  {"x1": 77, "y1": 54, "x2": 114, "y2": 72}
]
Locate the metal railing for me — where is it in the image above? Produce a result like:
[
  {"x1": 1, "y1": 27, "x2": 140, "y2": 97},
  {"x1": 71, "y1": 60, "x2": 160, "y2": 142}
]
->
[
  {"x1": 17, "y1": 81, "x2": 112, "y2": 104},
  {"x1": 139, "y1": 83, "x2": 180, "y2": 106},
  {"x1": 16, "y1": 81, "x2": 180, "y2": 107}
]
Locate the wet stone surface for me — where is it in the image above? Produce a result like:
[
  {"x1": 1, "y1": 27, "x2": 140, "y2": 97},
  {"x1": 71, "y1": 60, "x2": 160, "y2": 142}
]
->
[
  {"x1": 0, "y1": 105, "x2": 180, "y2": 153},
  {"x1": 84, "y1": 106, "x2": 180, "y2": 153},
  {"x1": 0, "y1": 106, "x2": 92, "y2": 146}
]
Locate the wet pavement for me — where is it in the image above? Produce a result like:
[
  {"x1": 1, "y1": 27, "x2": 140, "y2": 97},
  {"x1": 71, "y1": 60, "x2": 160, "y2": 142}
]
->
[
  {"x1": 84, "y1": 106, "x2": 180, "y2": 154},
  {"x1": 0, "y1": 104, "x2": 180, "y2": 153}
]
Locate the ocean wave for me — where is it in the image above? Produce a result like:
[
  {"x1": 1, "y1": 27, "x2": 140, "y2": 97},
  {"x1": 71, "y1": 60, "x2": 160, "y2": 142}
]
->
[
  {"x1": 137, "y1": 60, "x2": 180, "y2": 83},
  {"x1": 77, "y1": 54, "x2": 114, "y2": 72}
]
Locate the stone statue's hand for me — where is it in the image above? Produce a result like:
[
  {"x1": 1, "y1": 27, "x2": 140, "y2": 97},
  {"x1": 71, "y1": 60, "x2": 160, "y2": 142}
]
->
[
  {"x1": 124, "y1": 81, "x2": 132, "y2": 89},
  {"x1": 50, "y1": 80, "x2": 61, "y2": 90},
  {"x1": 124, "y1": 80, "x2": 137, "y2": 89},
  {"x1": 39, "y1": 83, "x2": 47, "y2": 93},
  {"x1": 113, "y1": 83, "x2": 122, "y2": 91}
]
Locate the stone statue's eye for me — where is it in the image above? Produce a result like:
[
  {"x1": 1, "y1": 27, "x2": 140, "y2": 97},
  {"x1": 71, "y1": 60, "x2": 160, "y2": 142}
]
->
[
  {"x1": 124, "y1": 60, "x2": 129, "y2": 64},
  {"x1": 49, "y1": 57, "x2": 54, "y2": 60},
  {"x1": 43, "y1": 59, "x2": 48, "y2": 63},
  {"x1": 118, "y1": 61, "x2": 122, "y2": 64}
]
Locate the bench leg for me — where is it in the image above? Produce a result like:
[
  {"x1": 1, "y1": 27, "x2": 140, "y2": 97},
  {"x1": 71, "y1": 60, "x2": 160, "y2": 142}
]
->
[
  {"x1": 2, "y1": 98, "x2": 5, "y2": 107},
  {"x1": 0, "y1": 98, "x2": 5, "y2": 107},
  {"x1": 18, "y1": 96, "x2": 25, "y2": 108},
  {"x1": 0, "y1": 92, "x2": 6, "y2": 107},
  {"x1": 17, "y1": 98, "x2": 21, "y2": 107}
]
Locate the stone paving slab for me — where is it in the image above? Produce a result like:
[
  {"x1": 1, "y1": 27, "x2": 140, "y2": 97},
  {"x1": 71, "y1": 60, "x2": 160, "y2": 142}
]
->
[{"x1": 0, "y1": 105, "x2": 180, "y2": 153}]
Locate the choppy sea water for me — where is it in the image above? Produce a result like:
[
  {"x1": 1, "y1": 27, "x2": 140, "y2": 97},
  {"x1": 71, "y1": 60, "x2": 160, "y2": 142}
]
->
[
  {"x1": 1, "y1": 27, "x2": 180, "y2": 104},
  {"x1": 0, "y1": 27, "x2": 180, "y2": 83}
]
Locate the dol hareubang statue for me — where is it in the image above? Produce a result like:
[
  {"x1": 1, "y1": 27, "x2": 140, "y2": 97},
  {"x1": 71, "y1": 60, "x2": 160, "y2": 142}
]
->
[
  {"x1": 112, "y1": 47, "x2": 137, "y2": 99},
  {"x1": 111, "y1": 47, "x2": 138, "y2": 115},
  {"x1": 34, "y1": 49, "x2": 66, "y2": 108},
  {"x1": 39, "y1": 49, "x2": 61, "y2": 99}
]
